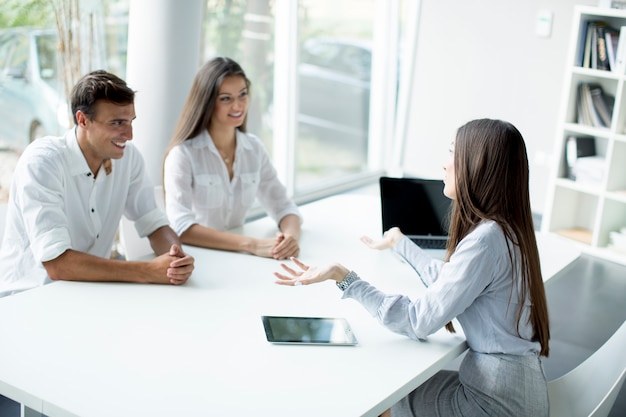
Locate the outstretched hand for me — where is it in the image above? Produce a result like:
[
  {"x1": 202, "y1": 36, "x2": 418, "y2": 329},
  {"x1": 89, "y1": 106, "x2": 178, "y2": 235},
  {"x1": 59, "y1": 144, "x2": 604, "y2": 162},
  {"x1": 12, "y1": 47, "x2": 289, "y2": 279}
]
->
[
  {"x1": 360, "y1": 227, "x2": 404, "y2": 250},
  {"x1": 274, "y1": 257, "x2": 349, "y2": 286}
]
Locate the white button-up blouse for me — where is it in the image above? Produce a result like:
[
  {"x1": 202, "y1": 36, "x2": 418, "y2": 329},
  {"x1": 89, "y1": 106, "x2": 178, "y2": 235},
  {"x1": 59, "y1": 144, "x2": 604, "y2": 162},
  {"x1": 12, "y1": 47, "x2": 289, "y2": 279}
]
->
[{"x1": 163, "y1": 129, "x2": 301, "y2": 235}]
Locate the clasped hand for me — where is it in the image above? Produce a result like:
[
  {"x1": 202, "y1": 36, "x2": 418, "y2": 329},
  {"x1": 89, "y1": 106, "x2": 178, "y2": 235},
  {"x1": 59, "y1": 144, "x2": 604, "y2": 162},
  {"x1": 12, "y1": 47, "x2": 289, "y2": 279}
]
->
[
  {"x1": 274, "y1": 227, "x2": 404, "y2": 286},
  {"x1": 152, "y1": 244, "x2": 194, "y2": 285}
]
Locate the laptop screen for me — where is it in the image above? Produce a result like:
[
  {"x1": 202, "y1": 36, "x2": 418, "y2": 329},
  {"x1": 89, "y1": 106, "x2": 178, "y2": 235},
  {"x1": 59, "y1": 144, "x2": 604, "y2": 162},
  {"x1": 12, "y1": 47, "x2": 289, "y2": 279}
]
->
[{"x1": 380, "y1": 177, "x2": 451, "y2": 236}]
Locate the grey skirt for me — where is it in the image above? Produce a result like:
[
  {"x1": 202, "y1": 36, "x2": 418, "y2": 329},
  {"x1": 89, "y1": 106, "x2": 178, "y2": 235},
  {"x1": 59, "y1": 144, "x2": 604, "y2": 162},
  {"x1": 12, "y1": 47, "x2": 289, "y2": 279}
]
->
[{"x1": 392, "y1": 350, "x2": 549, "y2": 417}]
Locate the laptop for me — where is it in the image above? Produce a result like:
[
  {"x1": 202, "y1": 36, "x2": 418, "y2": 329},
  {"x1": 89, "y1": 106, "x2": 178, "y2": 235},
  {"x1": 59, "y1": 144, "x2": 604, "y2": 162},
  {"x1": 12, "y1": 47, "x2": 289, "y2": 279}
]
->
[{"x1": 379, "y1": 176, "x2": 451, "y2": 249}]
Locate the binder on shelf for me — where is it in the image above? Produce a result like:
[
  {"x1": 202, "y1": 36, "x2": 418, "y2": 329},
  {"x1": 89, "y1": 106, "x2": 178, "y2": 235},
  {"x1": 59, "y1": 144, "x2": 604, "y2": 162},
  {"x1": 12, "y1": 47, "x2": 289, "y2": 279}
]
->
[
  {"x1": 566, "y1": 136, "x2": 596, "y2": 180},
  {"x1": 577, "y1": 19, "x2": 590, "y2": 66},
  {"x1": 596, "y1": 24, "x2": 610, "y2": 70},
  {"x1": 605, "y1": 27, "x2": 619, "y2": 70},
  {"x1": 590, "y1": 84, "x2": 614, "y2": 127},
  {"x1": 615, "y1": 26, "x2": 626, "y2": 73}
]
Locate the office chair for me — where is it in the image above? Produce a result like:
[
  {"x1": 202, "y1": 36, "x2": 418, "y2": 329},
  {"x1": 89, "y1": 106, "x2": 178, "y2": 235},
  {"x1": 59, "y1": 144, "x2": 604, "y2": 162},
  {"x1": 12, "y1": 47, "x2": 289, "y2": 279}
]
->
[
  {"x1": 547, "y1": 319, "x2": 626, "y2": 417},
  {"x1": 118, "y1": 186, "x2": 165, "y2": 261}
]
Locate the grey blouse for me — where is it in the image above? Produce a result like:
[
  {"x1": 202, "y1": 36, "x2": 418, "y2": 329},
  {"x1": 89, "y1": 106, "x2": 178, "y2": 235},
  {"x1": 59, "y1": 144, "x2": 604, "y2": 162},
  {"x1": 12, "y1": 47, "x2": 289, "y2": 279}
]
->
[{"x1": 343, "y1": 220, "x2": 541, "y2": 356}]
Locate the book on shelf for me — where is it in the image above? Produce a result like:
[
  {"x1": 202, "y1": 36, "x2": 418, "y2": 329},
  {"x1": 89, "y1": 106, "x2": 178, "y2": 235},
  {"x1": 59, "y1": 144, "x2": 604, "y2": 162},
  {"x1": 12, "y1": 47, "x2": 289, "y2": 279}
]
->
[
  {"x1": 578, "y1": 20, "x2": 590, "y2": 66},
  {"x1": 576, "y1": 83, "x2": 614, "y2": 128},
  {"x1": 580, "y1": 21, "x2": 618, "y2": 71},
  {"x1": 591, "y1": 23, "x2": 599, "y2": 69},
  {"x1": 615, "y1": 26, "x2": 626, "y2": 73}
]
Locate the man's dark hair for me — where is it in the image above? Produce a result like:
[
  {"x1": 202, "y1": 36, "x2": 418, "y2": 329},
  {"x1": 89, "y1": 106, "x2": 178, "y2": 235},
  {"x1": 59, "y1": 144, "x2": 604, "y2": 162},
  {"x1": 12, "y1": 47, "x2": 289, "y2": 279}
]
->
[{"x1": 70, "y1": 70, "x2": 135, "y2": 124}]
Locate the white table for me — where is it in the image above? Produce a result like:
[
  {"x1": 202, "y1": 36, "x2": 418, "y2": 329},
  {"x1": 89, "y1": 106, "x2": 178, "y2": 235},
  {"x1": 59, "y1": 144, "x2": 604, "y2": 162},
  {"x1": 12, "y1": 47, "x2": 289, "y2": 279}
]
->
[{"x1": 0, "y1": 194, "x2": 580, "y2": 417}]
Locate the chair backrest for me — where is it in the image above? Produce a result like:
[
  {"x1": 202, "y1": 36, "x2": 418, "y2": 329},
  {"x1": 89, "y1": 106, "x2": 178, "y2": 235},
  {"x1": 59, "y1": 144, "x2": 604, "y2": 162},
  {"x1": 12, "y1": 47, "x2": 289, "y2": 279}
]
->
[
  {"x1": 548, "y1": 319, "x2": 626, "y2": 417},
  {"x1": 118, "y1": 186, "x2": 165, "y2": 261}
]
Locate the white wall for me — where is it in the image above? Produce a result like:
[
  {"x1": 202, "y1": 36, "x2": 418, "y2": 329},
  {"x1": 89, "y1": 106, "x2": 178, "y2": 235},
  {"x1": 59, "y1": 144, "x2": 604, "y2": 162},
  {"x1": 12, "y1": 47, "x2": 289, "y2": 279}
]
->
[{"x1": 402, "y1": 0, "x2": 596, "y2": 214}]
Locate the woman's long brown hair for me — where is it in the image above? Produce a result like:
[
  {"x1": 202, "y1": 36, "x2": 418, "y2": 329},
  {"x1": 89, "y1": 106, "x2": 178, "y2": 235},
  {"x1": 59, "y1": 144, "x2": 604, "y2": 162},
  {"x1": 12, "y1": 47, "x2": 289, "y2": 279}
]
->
[
  {"x1": 162, "y1": 57, "x2": 251, "y2": 185},
  {"x1": 444, "y1": 119, "x2": 550, "y2": 357}
]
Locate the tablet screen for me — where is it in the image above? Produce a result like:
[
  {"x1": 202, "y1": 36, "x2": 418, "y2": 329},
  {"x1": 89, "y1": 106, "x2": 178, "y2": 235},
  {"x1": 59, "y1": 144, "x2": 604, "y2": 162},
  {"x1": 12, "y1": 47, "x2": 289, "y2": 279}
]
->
[{"x1": 261, "y1": 316, "x2": 358, "y2": 346}]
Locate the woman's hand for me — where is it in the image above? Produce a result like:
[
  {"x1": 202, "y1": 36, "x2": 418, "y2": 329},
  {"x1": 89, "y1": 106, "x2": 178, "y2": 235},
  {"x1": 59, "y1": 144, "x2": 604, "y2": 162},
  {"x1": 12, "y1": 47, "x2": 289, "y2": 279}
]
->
[
  {"x1": 360, "y1": 227, "x2": 404, "y2": 250},
  {"x1": 250, "y1": 237, "x2": 282, "y2": 258},
  {"x1": 274, "y1": 257, "x2": 349, "y2": 286},
  {"x1": 271, "y1": 232, "x2": 300, "y2": 260}
]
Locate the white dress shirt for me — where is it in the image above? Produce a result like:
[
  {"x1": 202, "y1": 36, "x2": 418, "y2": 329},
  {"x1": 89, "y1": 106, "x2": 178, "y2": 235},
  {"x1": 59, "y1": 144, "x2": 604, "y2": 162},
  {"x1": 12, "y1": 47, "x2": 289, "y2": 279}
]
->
[
  {"x1": 0, "y1": 129, "x2": 169, "y2": 296},
  {"x1": 344, "y1": 221, "x2": 541, "y2": 356},
  {"x1": 163, "y1": 129, "x2": 301, "y2": 235}
]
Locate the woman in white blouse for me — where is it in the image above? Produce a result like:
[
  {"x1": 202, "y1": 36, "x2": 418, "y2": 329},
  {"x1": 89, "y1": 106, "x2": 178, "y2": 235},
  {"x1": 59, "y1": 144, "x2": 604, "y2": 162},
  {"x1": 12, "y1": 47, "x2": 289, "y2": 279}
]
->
[
  {"x1": 163, "y1": 57, "x2": 302, "y2": 259},
  {"x1": 275, "y1": 119, "x2": 551, "y2": 417}
]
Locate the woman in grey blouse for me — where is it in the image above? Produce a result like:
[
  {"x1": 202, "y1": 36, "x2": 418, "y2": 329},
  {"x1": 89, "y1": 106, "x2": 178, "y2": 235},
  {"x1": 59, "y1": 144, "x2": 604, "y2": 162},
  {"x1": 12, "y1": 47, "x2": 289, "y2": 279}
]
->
[{"x1": 275, "y1": 119, "x2": 550, "y2": 417}]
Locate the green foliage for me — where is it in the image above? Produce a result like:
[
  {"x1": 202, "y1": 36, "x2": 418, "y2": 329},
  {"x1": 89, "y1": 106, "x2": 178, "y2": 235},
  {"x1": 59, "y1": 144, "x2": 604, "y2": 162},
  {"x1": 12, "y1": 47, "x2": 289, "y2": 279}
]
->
[
  {"x1": 205, "y1": 0, "x2": 247, "y2": 61},
  {"x1": 0, "y1": 0, "x2": 55, "y2": 29}
]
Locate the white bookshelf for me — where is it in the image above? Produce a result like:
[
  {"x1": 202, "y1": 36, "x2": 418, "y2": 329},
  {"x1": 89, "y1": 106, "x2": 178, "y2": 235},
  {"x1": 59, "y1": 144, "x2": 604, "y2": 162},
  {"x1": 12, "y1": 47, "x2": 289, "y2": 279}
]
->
[{"x1": 543, "y1": 6, "x2": 626, "y2": 265}]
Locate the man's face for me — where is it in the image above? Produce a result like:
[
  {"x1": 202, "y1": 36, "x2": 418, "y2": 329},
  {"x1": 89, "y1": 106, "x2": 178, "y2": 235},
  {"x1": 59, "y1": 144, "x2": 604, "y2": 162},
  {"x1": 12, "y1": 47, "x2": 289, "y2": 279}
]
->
[{"x1": 77, "y1": 100, "x2": 136, "y2": 165}]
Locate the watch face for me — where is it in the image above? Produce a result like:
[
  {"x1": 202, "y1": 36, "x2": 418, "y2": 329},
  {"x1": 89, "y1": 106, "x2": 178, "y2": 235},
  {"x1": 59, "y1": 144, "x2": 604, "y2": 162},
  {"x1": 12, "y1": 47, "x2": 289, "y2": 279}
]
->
[{"x1": 261, "y1": 316, "x2": 358, "y2": 345}]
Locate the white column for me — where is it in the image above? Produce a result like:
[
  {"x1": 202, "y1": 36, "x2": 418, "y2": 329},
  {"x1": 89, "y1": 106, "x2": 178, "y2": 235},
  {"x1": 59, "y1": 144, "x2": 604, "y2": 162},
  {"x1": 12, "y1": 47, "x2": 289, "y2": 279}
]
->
[
  {"x1": 125, "y1": 0, "x2": 204, "y2": 186},
  {"x1": 392, "y1": 0, "x2": 422, "y2": 177},
  {"x1": 272, "y1": 0, "x2": 299, "y2": 195}
]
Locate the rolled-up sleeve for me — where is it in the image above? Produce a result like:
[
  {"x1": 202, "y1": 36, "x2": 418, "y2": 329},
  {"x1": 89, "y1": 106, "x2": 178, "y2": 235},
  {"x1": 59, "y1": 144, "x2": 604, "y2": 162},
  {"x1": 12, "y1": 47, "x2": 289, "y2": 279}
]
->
[{"x1": 17, "y1": 147, "x2": 73, "y2": 262}]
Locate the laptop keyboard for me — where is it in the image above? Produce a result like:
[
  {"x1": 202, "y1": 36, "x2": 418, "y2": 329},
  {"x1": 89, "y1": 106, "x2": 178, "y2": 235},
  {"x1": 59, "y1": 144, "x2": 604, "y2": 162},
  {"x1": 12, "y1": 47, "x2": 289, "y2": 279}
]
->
[{"x1": 409, "y1": 238, "x2": 447, "y2": 249}]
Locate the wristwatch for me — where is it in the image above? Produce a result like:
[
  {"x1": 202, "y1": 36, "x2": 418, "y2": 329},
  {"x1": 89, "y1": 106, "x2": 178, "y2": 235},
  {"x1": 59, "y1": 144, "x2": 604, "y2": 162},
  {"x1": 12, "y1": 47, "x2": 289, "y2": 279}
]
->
[{"x1": 336, "y1": 270, "x2": 360, "y2": 291}]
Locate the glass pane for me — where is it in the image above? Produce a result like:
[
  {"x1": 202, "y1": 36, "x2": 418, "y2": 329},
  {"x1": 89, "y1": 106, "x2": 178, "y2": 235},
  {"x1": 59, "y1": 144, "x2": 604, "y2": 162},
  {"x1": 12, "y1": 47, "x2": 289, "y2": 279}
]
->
[
  {"x1": 35, "y1": 33, "x2": 59, "y2": 86},
  {"x1": 296, "y1": 0, "x2": 374, "y2": 191},
  {"x1": 204, "y1": 0, "x2": 275, "y2": 154}
]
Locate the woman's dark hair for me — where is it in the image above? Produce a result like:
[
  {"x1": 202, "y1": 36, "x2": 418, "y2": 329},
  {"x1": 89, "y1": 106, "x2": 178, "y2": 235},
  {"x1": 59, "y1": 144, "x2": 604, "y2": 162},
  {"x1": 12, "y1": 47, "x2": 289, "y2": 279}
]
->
[
  {"x1": 162, "y1": 57, "x2": 251, "y2": 182},
  {"x1": 445, "y1": 118, "x2": 550, "y2": 357}
]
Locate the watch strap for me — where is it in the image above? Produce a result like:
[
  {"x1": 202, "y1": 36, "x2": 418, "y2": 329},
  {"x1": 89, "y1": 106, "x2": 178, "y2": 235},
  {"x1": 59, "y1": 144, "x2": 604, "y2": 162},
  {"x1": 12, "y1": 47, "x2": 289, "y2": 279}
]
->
[{"x1": 336, "y1": 270, "x2": 360, "y2": 291}]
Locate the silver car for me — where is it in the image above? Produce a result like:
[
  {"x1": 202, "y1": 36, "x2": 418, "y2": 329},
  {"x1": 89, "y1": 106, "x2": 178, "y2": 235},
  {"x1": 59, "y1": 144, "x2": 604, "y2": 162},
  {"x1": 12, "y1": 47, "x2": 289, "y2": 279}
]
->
[{"x1": 0, "y1": 27, "x2": 69, "y2": 151}]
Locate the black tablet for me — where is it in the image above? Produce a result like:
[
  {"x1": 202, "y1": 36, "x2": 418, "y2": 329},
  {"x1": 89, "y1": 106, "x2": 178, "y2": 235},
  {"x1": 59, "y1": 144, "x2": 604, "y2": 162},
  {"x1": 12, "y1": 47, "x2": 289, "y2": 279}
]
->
[{"x1": 261, "y1": 316, "x2": 358, "y2": 346}]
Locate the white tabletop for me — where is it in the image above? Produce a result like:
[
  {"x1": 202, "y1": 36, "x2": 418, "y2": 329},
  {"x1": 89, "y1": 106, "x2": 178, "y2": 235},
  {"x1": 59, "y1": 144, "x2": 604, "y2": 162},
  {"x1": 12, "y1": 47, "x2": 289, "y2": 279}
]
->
[{"x1": 0, "y1": 194, "x2": 580, "y2": 417}]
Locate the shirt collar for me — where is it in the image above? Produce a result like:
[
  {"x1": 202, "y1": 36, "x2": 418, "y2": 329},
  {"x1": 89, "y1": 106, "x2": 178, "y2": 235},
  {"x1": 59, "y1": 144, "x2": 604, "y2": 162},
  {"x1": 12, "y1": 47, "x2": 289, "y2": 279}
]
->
[
  {"x1": 194, "y1": 129, "x2": 254, "y2": 152},
  {"x1": 64, "y1": 128, "x2": 106, "y2": 178}
]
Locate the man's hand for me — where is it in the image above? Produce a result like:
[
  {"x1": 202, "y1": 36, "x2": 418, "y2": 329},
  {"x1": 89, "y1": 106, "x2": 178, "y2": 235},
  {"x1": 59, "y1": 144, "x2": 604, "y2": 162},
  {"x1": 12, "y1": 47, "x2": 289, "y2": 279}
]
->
[{"x1": 151, "y1": 244, "x2": 194, "y2": 285}]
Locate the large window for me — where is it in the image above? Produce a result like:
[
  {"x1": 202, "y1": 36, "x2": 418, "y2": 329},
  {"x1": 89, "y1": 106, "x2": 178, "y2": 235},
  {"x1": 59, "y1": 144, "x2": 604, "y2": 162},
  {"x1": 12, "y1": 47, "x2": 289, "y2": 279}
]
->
[
  {"x1": 0, "y1": 0, "x2": 404, "y2": 205},
  {"x1": 293, "y1": 2, "x2": 375, "y2": 193},
  {"x1": 204, "y1": 0, "x2": 401, "y2": 202}
]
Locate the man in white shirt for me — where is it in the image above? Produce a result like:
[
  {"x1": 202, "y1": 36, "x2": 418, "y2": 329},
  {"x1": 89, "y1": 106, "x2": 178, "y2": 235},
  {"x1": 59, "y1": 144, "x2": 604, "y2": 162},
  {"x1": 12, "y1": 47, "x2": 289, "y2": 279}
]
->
[{"x1": 0, "y1": 70, "x2": 194, "y2": 297}]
